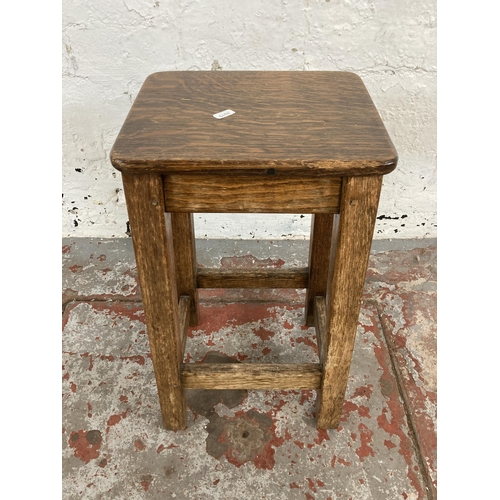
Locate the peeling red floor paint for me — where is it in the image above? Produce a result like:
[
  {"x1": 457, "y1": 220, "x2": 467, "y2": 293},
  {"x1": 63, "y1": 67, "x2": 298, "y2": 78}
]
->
[
  {"x1": 205, "y1": 409, "x2": 285, "y2": 470},
  {"x1": 384, "y1": 439, "x2": 397, "y2": 449},
  {"x1": 367, "y1": 248, "x2": 437, "y2": 486},
  {"x1": 353, "y1": 384, "x2": 374, "y2": 400},
  {"x1": 192, "y1": 302, "x2": 307, "y2": 338},
  {"x1": 331, "y1": 456, "x2": 351, "y2": 467},
  {"x1": 68, "y1": 430, "x2": 102, "y2": 464},
  {"x1": 253, "y1": 327, "x2": 275, "y2": 341},
  {"x1": 372, "y1": 334, "x2": 426, "y2": 498},
  {"x1": 377, "y1": 293, "x2": 437, "y2": 491},
  {"x1": 63, "y1": 242, "x2": 435, "y2": 498},
  {"x1": 194, "y1": 303, "x2": 278, "y2": 333},
  {"x1": 120, "y1": 355, "x2": 145, "y2": 365},
  {"x1": 306, "y1": 477, "x2": 317, "y2": 492},
  {"x1": 85, "y1": 302, "x2": 145, "y2": 323},
  {"x1": 314, "y1": 429, "x2": 330, "y2": 446},
  {"x1": 299, "y1": 390, "x2": 314, "y2": 406},
  {"x1": 106, "y1": 411, "x2": 127, "y2": 432},
  {"x1": 134, "y1": 439, "x2": 146, "y2": 451},
  {"x1": 267, "y1": 394, "x2": 288, "y2": 417},
  {"x1": 140, "y1": 474, "x2": 153, "y2": 491},
  {"x1": 355, "y1": 423, "x2": 375, "y2": 461},
  {"x1": 294, "y1": 440, "x2": 305, "y2": 449},
  {"x1": 81, "y1": 352, "x2": 94, "y2": 371},
  {"x1": 341, "y1": 401, "x2": 371, "y2": 421},
  {"x1": 295, "y1": 336, "x2": 318, "y2": 351}
]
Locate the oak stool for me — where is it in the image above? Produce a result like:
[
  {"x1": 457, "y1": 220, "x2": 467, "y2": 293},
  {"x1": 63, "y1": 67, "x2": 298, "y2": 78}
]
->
[{"x1": 110, "y1": 71, "x2": 397, "y2": 430}]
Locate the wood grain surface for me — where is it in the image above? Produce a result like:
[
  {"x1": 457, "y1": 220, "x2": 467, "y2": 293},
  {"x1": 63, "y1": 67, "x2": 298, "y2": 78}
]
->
[
  {"x1": 196, "y1": 268, "x2": 309, "y2": 289},
  {"x1": 316, "y1": 175, "x2": 383, "y2": 429},
  {"x1": 181, "y1": 363, "x2": 322, "y2": 390},
  {"x1": 163, "y1": 173, "x2": 341, "y2": 213},
  {"x1": 111, "y1": 71, "x2": 397, "y2": 176},
  {"x1": 113, "y1": 71, "x2": 397, "y2": 431},
  {"x1": 121, "y1": 173, "x2": 186, "y2": 430},
  {"x1": 178, "y1": 296, "x2": 190, "y2": 362},
  {"x1": 313, "y1": 296, "x2": 328, "y2": 365},
  {"x1": 171, "y1": 213, "x2": 199, "y2": 325},
  {"x1": 305, "y1": 213, "x2": 336, "y2": 325}
]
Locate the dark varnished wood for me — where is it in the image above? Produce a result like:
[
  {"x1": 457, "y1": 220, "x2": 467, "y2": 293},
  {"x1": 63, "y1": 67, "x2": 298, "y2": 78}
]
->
[
  {"x1": 316, "y1": 175, "x2": 383, "y2": 429},
  {"x1": 181, "y1": 363, "x2": 322, "y2": 390},
  {"x1": 163, "y1": 173, "x2": 341, "y2": 213},
  {"x1": 111, "y1": 71, "x2": 397, "y2": 176},
  {"x1": 113, "y1": 71, "x2": 397, "y2": 431},
  {"x1": 196, "y1": 268, "x2": 309, "y2": 289}
]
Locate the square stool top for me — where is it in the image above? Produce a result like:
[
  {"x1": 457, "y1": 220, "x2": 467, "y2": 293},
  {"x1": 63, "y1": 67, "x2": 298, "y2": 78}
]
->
[{"x1": 111, "y1": 71, "x2": 397, "y2": 176}]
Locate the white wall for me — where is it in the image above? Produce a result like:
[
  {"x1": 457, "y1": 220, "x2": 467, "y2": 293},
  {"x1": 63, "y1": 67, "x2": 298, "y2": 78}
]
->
[{"x1": 62, "y1": 0, "x2": 436, "y2": 240}]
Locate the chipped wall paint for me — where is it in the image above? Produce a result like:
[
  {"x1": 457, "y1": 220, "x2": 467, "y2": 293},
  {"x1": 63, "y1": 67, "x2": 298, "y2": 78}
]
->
[{"x1": 62, "y1": 0, "x2": 436, "y2": 240}]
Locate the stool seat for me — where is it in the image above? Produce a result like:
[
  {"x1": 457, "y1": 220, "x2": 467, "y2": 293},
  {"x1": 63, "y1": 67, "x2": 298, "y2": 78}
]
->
[
  {"x1": 111, "y1": 71, "x2": 397, "y2": 431},
  {"x1": 111, "y1": 71, "x2": 397, "y2": 175}
]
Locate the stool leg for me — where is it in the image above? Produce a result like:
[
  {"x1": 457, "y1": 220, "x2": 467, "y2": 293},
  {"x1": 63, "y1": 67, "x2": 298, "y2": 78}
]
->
[
  {"x1": 317, "y1": 175, "x2": 382, "y2": 429},
  {"x1": 171, "y1": 213, "x2": 199, "y2": 326},
  {"x1": 122, "y1": 173, "x2": 186, "y2": 430},
  {"x1": 305, "y1": 213, "x2": 335, "y2": 326}
]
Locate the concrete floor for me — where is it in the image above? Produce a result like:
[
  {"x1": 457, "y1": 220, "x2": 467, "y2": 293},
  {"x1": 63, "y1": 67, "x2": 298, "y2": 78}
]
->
[{"x1": 62, "y1": 238, "x2": 437, "y2": 500}]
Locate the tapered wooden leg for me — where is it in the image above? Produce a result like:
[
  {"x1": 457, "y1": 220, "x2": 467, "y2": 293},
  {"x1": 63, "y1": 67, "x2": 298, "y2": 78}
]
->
[
  {"x1": 171, "y1": 213, "x2": 199, "y2": 326},
  {"x1": 317, "y1": 175, "x2": 382, "y2": 429},
  {"x1": 305, "y1": 214, "x2": 335, "y2": 326},
  {"x1": 122, "y1": 173, "x2": 186, "y2": 430}
]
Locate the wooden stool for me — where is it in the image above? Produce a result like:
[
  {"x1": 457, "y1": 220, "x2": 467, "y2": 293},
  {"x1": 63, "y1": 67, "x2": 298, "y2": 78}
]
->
[{"x1": 111, "y1": 71, "x2": 397, "y2": 430}]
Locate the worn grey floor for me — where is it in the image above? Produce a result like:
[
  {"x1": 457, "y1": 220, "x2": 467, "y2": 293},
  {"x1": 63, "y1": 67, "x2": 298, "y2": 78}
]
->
[{"x1": 62, "y1": 238, "x2": 437, "y2": 499}]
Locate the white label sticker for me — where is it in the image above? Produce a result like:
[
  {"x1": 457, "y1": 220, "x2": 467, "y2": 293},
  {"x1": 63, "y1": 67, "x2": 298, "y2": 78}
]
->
[{"x1": 213, "y1": 109, "x2": 235, "y2": 119}]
